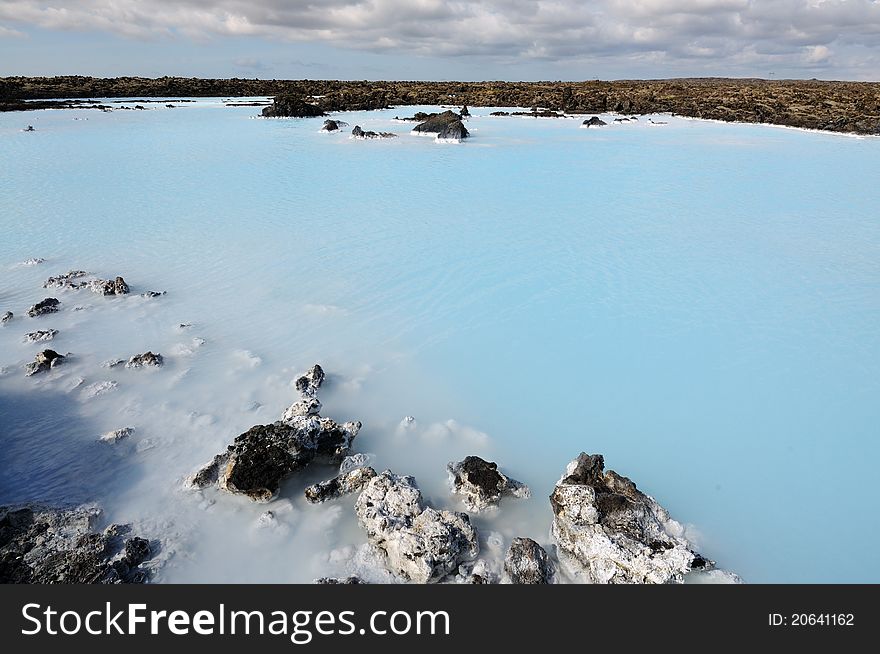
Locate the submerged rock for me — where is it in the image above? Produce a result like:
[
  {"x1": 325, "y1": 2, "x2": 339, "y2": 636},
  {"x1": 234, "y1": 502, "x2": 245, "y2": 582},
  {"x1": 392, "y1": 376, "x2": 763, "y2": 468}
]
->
[
  {"x1": 43, "y1": 271, "x2": 88, "y2": 290},
  {"x1": 504, "y1": 537, "x2": 552, "y2": 584},
  {"x1": 25, "y1": 349, "x2": 64, "y2": 376},
  {"x1": 582, "y1": 116, "x2": 607, "y2": 127},
  {"x1": 141, "y1": 291, "x2": 166, "y2": 298},
  {"x1": 0, "y1": 505, "x2": 153, "y2": 584},
  {"x1": 351, "y1": 125, "x2": 397, "y2": 139},
  {"x1": 447, "y1": 456, "x2": 530, "y2": 512},
  {"x1": 355, "y1": 471, "x2": 479, "y2": 583},
  {"x1": 305, "y1": 466, "x2": 376, "y2": 504},
  {"x1": 339, "y1": 452, "x2": 373, "y2": 474},
  {"x1": 190, "y1": 414, "x2": 361, "y2": 502},
  {"x1": 550, "y1": 452, "x2": 709, "y2": 584},
  {"x1": 24, "y1": 329, "x2": 57, "y2": 343},
  {"x1": 100, "y1": 427, "x2": 134, "y2": 444},
  {"x1": 262, "y1": 94, "x2": 326, "y2": 118},
  {"x1": 125, "y1": 352, "x2": 163, "y2": 369},
  {"x1": 1, "y1": 311, "x2": 12, "y2": 325},
  {"x1": 27, "y1": 298, "x2": 60, "y2": 317},
  {"x1": 294, "y1": 363, "x2": 325, "y2": 396}
]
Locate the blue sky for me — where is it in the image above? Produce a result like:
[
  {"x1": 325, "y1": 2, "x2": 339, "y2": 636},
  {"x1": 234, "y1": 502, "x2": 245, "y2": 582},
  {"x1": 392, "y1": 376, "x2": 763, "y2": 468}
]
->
[{"x1": 1, "y1": 1, "x2": 879, "y2": 80}]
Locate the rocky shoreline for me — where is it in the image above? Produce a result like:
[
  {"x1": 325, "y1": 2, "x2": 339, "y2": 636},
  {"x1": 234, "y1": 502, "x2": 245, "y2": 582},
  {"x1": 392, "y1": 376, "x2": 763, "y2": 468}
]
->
[
  {"x1": 2, "y1": 76, "x2": 879, "y2": 136},
  {"x1": 2, "y1": 260, "x2": 739, "y2": 585}
]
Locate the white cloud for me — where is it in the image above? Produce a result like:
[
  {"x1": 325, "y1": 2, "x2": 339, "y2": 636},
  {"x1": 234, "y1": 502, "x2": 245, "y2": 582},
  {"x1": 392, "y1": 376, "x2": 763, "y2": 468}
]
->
[{"x1": 0, "y1": 1, "x2": 879, "y2": 75}]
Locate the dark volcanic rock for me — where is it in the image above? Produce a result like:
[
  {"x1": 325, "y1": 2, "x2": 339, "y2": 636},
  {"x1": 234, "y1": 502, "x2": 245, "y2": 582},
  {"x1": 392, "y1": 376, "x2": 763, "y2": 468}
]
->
[
  {"x1": 447, "y1": 456, "x2": 529, "y2": 512},
  {"x1": 321, "y1": 119, "x2": 348, "y2": 132},
  {"x1": 412, "y1": 110, "x2": 462, "y2": 134},
  {"x1": 1, "y1": 311, "x2": 12, "y2": 325},
  {"x1": 0, "y1": 505, "x2": 154, "y2": 584},
  {"x1": 355, "y1": 470, "x2": 479, "y2": 583},
  {"x1": 190, "y1": 413, "x2": 361, "y2": 502},
  {"x1": 304, "y1": 466, "x2": 376, "y2": 504},
  {"x1": 25, "y1": 349, "x2": 64, "y2": 376},
  {"x1": 460, "y1": 105, "x2": 470, "y2": 117},
  {"x1": 27, "y1": 298, "x2": 60, "y2": 317},
  {"x1": 351, "y1": 125, "x2": 397, "y2": 139},
  {"x1": 550, "y1": 452, "x2": 709, "y2": 584},
  {"x1": 294, "y1": 363, "x2": 325, "y2": 396},
  {"x1": 125, "y1": 352, "x2": 163, "y2": 368},
  {"x1": 395, "y1": 111, "x2": 432, "y2": 122},
  {"x1": 262, "y1": 94, "x2": 326, "y2": 118},
  {"x1": 582, "y1": 116, "x2": 607, "y2": 127},
  {"x1": 437, "y1": 119, "x2": 470, "y2": 141},
  {"x1": 504, "y1": 537, "x2": 552, "y2": 584},
  {"x1": 489, "y1": 111, "x2": 510, "y2": 116}
]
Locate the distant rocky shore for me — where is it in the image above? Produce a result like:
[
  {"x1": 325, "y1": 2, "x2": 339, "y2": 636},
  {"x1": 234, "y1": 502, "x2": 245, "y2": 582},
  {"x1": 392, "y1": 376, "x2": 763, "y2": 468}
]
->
[{"x1": 2, "y1": 76, "x2": 879, "y2": 136}]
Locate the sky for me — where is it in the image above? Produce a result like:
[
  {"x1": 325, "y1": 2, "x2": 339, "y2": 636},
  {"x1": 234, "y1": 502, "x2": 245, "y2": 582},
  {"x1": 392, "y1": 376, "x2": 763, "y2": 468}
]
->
[{"x1": 1, "y1": 1, "x2": 879, "y2": 81}]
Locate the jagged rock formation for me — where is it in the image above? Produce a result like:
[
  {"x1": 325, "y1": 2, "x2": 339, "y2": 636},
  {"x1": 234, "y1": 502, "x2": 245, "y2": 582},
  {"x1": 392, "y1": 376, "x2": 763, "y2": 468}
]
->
[
  {"x1": 24, "y1": 329, "x2": 57, "y2": 343},
  {"x1": 125, "y1": 352, "x2": 163, "y2": 368},
  {"x1": 351, "y1": 125, "x2": 397, "y2": 139},
  {"x1": 305, "y1": 466, "x2": 376, "y2": 504},
  {"x1": 0, "y1": 505, "x2": 154, "y2": 584},
  {"x1": 43, "y1": 271, "x2": 129, "y2": 295},
  {"x1": 504, "y1": 537, "x2": 552, "y2": 584},
  {"x1": 25, "y1": 349, "x2": 64, "y2": 376},
  {"x1": 437, "y1": 120, "x2": 469, "y2": 141},
  {"x1": 27, "y1": 298, "x2": 59, "y2": 317},
  {"x1": 355, "y1": 471, "x2": 479, "y2": 583},
  {"x1": 1, "y1": 311, "x2": 12, "y2": 324},
  {"x1": 447, "y1": 456, "x2": 530, "y2": 512},
  {"x1": 315, "y1": 576, "x2": 364, "y2": 584},
  {"x1": 550, "y1": 453, "x2": 710, "y2": 584},
  {"x1": 189, "y1": 365, "x2": 362, "y2": 502}
]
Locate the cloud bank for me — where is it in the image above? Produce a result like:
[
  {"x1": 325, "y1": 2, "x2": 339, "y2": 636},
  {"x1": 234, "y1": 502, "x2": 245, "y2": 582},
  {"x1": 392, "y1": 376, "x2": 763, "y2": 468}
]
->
[{"x1": 1, "y1": 0, "x2": 879, "y2": 77}]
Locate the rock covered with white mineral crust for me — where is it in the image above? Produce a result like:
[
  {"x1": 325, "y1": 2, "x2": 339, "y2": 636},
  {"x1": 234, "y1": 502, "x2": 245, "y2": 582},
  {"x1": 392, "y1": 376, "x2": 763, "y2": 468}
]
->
[
  {"x1": 0, "y1": 505, "x2": 154, "y2": 583},
  {"x1": 125, "y1": 351, "x2": 163, "y2": 368},
  {"x1": 504, "y1": 537, "x2": 553, "y2": 584},
  {"x1": 305, "y1": 466, "x2": 377, "y2": 504},
  {"x1": 1, "y1": 311, "x2": 12, "y2": 325},
  {"x1": 189, "y1": 365, "x2": 362, "y2": 502},
  {"x1": 355, "y1": 470, "x2": 479, "y2": 583},
  {"x1": 24, "y1": 329, "x2": 57, "y2": 343},
  {"x1": 294, "y1": 363, "x2": 325, "y2": 397},
  {"x1": 447, "y1": 455, "x2": 530, "y2": 512},
  {"x1": 25, "y1": 349, "x2": 65, "y2": 376},
  {"x1": 550, "y1": 452, "x2": 711, "y2": 584}
]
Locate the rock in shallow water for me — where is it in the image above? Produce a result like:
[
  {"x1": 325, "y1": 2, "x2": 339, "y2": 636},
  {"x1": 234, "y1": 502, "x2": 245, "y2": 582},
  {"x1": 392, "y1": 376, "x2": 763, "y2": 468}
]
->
[
  {"x1": 126, "y1": 352, "x2": 163, "y2": 369},
  {"x1": 355, "y1": 471, "x2": 479, "y2": 583},
  {"x1": 24, "y1": 329, "x2": 57, "y2": 343},
  {"x1": 294, "y1": 363, "x2": 325, "y2": 396},
  {"x1": 0, "y1": 505, "x2": 153, "y2": 583},
  {"x1": 1, "y1": 311, "x2": 12, "y2": 325},
  {"x1": 190, "y1": 414, "x2": 361, "y2": 502},
  {"x1": 27, "y1": 298, "x2": 59, "y2": 317},
  {"x1": 550, "y1": 452, "x2": 709, "y2": 584},
  {"x1": 582, "y1": 116, "x2": 607, "y2": 127},
  {"x1": 305, "y1": 466, "x2": 376, "y2": 504},
  {"x1": 25, "y1": 349, "x2": 64, "y2": 376},
  {"x1": 437, "y1": 119, "x2": 470, "y2": 141},
  {"x1": 447, "y1": 456, "x2": 530, "y2": 512},
  {"x1": 504, "y1": 537, "x2": 553, "y2": 584}
]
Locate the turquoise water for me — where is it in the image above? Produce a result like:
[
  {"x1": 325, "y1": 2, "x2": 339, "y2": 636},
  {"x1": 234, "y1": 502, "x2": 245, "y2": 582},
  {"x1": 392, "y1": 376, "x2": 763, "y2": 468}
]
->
[{"x1": 1, "y1": 100, "x2": 878, "y2": 582}]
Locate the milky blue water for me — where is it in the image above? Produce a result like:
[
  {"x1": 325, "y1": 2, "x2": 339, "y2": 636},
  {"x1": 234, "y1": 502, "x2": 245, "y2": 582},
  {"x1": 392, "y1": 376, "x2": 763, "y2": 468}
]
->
[{"x1": 1, "y1": 100, "x2": 878, "y2": 582}]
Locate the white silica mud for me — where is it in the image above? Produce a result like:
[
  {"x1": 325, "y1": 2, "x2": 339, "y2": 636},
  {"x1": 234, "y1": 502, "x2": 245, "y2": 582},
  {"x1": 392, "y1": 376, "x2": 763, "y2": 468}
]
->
[{"x1": 1, "y1": 100, "x2": 878, "y2": 582}]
